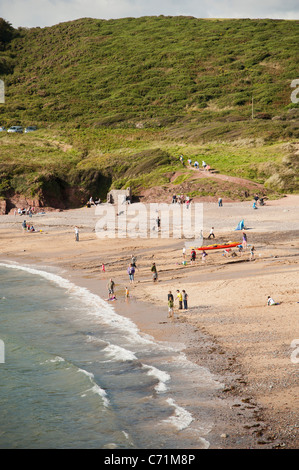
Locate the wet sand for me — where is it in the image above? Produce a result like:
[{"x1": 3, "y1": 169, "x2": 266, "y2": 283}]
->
[{"x1": 0, "y1": 195, "x2": 298, "y2": 448}]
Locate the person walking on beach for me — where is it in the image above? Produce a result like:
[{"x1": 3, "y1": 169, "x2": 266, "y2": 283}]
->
[
  {"x1": 176, "y1": 290, "x2": 183, "y2": 310},
  {"x1": 190, "y1": 248, "x2": 196, "y2": 264},
  {"x1": 107, "y1": 278, "x2": 115, "y2": 299},
  {"x1": 151, "y1": 262, "x2": 158, "y2": 282},
  {"x1": 208, "y1": 227, "x2": 215, "y2": 239},
  {"x1": 182, "y1": 290, "x2": 188, "y2": 310},
  {"x1": 242, "y1": 231, "x2": 247, "y2": 250},
  {"x1": 250, "y1": 246, "x2": 255, "y2": 261},
  {"x1": 74, "y1": 226, "x2": 79, "y2": 241},
  {"x1": 127, "y1": 264, "x2": 135, "y2": 284},
  {"x1": 131, "y1": 254, "x2": 138, "y2": 270},
  {"x1": 218, "y1": 197, "x2": 223, "y2": 207},
  {"x1": 168, "y1": 291, "x2": 174, "y2": 318}
]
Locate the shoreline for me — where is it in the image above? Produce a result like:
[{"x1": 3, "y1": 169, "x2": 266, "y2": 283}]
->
[
  {"x1": 0, "y1": 256, "x2": 282, "y2": 449},
  {"x1": 0, "y1": 195, "x2": 298, "y2": 449}
]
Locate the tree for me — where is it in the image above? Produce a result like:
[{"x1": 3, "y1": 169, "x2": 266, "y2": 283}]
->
[{"x1": 0, "y1": 18, "x2": 15, "y2": 46}]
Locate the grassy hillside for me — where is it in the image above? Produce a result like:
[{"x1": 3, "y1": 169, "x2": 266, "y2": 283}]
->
[{"x1": 0, "y1": 16, "x2": 298, "y2": 207}]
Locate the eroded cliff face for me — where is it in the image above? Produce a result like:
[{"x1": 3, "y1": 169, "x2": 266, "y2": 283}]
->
[{"x1": 1, "y1": 186, "x2": 88, "y2": 214}]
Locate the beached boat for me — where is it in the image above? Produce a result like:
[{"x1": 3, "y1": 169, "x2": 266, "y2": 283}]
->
[{"x1": 196, "y1": 242, "x2": 240, "y2": 251}]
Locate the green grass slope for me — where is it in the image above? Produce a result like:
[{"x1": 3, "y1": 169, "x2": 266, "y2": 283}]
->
[{"x1": 0, "y1": 16, "x2": 298, "y2": 207}]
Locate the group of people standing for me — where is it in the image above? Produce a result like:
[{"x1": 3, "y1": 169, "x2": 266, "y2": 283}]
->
[{"x1": 167, "y1": 290, "x2": 188, "y2": 319}]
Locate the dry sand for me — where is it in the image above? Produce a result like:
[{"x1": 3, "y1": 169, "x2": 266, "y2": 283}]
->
[{"x1": 0, "y1": 195, "x2": 298, "y2": 448}]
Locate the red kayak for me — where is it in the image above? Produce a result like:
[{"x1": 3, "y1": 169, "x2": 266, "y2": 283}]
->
[{"x1": 197, "y1": 242, "x2": 240, "y2": 251}]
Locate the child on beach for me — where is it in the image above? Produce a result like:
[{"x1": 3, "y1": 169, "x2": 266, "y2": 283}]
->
[
  {"x1": 101, "y1": 263, "x2": 105, "y2": 272},
  {"x1": 125, "y1": 287, "x2": 129, "y2": 298}
]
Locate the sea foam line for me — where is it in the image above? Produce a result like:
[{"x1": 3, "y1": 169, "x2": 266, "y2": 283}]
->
[
  {"x1": 162, "y1": 397, "x2": 193, "y2": 430},
  {"x1": 142, "y1": 364, "x2": 170, "y2": 393},
  {"x1": 0, "y1": 262, "x2": 154, "y2": 346},
  {"x1": 78, "y1": 368, "x2": 110, "y2": 407}
]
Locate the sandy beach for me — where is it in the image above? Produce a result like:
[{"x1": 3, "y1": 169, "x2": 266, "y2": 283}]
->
[{"x1": 0, "y1": 195, "x2": 298, "y2": 449}]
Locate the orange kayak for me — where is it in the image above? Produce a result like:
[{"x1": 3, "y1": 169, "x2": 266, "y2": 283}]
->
[{"x1": 197, "y1": 242, "x2": 240, "y2": 251}]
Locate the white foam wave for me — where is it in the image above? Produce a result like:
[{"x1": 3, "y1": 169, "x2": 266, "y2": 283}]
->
[
  {"x1": 89, "y1": 384, "x2": 110, "y2": 407},
  {"x1": 0, "y1": 261, "x2": 154, "y2": 346},
  {"x1": 40, "y1": 356, "x2": 65, "y2": 365},
  {"x1": 142, "y1": 364, "x2": 170, "y2": 393},
  {"x1": 102, "y1": 343, "x2": 137, "y2": 362},
  {"x1": 78, "y1": 368, "x2": 94, "y2": 380},
  {"x1": 77, "y1": 367, "x2": 109, "y2": 407},
  {"x1": 162, "y1": 397, "x2": 193, "y2": 431}
]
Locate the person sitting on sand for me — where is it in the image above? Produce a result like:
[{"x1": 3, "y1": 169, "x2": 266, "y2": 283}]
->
[
  {"x1": 107, "y1": 295, "x2": 117, "y2": 301},
  {"x1": 267, "y1": 296, "x2": 279, "y2": 306}
]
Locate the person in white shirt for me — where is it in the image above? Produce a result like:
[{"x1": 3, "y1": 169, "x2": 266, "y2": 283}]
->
[
  {"x1": 267, "y1": 296, "x2": 279, "y2": 306},
  {"x1": 208, "y1": 227, "x2": 215, "y2": 239}
]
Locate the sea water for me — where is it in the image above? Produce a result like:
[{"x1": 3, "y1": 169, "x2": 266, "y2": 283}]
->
[{"x1": 0, "y1": 262, "x2": 222, "y2": 449}]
